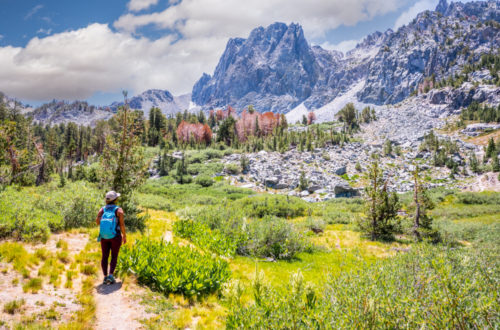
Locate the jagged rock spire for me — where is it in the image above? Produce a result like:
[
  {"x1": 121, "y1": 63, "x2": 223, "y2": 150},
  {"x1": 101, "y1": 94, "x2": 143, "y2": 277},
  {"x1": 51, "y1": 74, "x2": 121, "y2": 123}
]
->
[{"x1": 435, "y1": 0, "x2": 448, "y2": 14}]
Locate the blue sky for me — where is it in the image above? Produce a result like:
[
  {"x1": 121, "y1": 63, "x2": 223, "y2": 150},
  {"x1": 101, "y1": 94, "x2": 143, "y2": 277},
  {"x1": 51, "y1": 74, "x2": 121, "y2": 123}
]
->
[{"x1": 0, "y1": 0, "x2": 447, "y2": 106}]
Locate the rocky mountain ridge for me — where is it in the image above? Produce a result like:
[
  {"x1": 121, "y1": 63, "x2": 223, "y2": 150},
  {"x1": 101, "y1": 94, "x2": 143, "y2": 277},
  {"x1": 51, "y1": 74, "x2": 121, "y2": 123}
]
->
[
  {"x1": 108, "y1": 89, "x2": 191, "y2": 117},
  {"x1": 192, "y1": 0, "x2": 499, "y2": 113}
]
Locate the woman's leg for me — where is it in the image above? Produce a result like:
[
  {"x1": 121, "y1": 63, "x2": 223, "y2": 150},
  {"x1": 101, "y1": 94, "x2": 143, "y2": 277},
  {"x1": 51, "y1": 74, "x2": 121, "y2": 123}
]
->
[
  {"x1": 109, "y1": 235, "x2": 122, "y2": 276},
  {"x1": 101, "y1": 239, "x2": 112, "y2": 276}
]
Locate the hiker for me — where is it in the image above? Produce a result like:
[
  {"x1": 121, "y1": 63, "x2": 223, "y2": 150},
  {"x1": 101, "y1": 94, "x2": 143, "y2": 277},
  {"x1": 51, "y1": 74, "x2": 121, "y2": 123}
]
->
[{"x1": 96, "y1": 191, "x2": 126, "y2": 285}]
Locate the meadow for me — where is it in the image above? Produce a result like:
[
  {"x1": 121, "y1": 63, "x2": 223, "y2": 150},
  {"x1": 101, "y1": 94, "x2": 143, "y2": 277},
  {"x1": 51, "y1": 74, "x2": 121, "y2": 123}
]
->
[{"x1": 0, "y1": 175, "x2": 499, "y2": 328}]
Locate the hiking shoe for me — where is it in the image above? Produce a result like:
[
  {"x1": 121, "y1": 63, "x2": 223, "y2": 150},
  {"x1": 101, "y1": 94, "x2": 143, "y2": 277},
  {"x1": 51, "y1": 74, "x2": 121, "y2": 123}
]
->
[
  {"x1": 103, "y1": 276, "x2": 110, "y2": 285},
  {"x1": 108, "y1": 274, "x2": 116, "y2": 284}
]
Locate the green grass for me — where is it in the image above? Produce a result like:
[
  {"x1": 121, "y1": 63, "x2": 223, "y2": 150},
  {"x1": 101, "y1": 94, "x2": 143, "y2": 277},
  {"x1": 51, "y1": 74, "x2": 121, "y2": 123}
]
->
[
  {"x1": 23, "y1": 278, "x2": 43, "y2": 293},
  {"x1": 3, "y1": 299, "x2": 25, "y2": 314},
  {"x1": 0, "y1": 180, "x2": 101, "y2": 242},
  {"x1": 139, "y1": 180, "x2": 253, "y2": 210}
]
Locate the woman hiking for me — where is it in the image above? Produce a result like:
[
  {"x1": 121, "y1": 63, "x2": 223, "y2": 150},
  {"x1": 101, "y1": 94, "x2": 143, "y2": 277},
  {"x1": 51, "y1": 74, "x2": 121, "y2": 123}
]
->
[{"x1": 96, "y1": 191, "x2": 127, "y2": 285}]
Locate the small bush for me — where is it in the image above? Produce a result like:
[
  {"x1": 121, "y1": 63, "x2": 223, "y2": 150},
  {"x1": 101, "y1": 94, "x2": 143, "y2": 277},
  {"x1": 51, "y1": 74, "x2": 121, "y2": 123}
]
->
[
  {"x1": 23, "y1": 278, "x2": 43, "y2": 293},
  {"x1": 235, "y1": 195, "x2": 308, "y2": 218},
  {"x1": 224, "y1": 163, "x2": 241, "y2": 175},
  {"x1": 195, "y1": 175, "x2": 214, "y2": 187},
  {"x1": 324, "y1": 210, "x2": 354, "y2": 224},
  {"x1": 116, "y1": 238, "x2": 230, "y2": 297},
  {"x1": 80, "y1": 264, "x2": 97, "y2": 276},
  {"x1": 174, "y1": 219, "x2": 240, "y2": 257},
  {"x1": 136, "y1": 193, "x2": 172, "y2": 211},
  {"x1": 3, "y1": 299, "x2": 25, "y2": 314},
  {"x1": 456, "y1": 192, "x2": 500, "y2": 205},
  {"x1": 245, "y1": 216, "x2": 304, "y2": 260}
]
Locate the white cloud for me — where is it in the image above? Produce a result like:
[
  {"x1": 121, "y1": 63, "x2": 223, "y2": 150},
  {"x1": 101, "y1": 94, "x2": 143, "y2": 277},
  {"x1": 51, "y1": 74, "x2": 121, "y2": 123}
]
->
[
  {"x1": 0, "y1": 0, "x2": 411, "y2": 102},
  {"x1": 127, "y1": 0, "x2": 159, "y2": 12},
  {"x1": 0, "y1": 24, "x2": 226, "y2": 100},
  {"x1": 25, "y1": 4, "x2": 44, "y2": 20},
  {"x1": 115, "y1": 0, "x2": 404, "y2": 39},
  {"x1": 36, "y1": 28, "x2": 52, "y2": 35},
  {"x1": 393, "y1": 0, "x2": 437, "y2": 30},
  {"x1": 320, "y1": 39, "x2": 360, "y2": 53}
]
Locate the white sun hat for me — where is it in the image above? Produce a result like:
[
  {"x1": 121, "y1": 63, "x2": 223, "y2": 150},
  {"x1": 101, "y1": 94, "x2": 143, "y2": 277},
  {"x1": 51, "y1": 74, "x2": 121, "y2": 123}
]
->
[{"x1": 105, "y1": 191, "x2": 121, "y2": 202}]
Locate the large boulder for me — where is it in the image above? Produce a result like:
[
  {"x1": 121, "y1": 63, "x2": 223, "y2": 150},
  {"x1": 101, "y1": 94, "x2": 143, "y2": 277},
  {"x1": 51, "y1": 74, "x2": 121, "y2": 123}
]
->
[{"x1": 334, "y1": 183, "x2": 360, "y2": 198}]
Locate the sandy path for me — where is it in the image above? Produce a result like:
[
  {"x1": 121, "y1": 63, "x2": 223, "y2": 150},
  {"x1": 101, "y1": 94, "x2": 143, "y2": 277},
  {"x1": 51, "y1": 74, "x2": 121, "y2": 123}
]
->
[{"x1": 94, "y1": 277, "x2": 145, "y2": 330}]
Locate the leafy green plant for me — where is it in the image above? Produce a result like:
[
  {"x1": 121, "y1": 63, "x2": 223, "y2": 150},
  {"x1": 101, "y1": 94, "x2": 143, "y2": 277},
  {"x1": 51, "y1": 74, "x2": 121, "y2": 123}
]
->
[
  {"x1": 195, "y1": 175, "x2": 214, "y2": 187},
  {"x1": 116, "y1": 238, "x2": 230, "y2": 297},
  {"x1": 244, "y1": 216, "x2": 304, "y2": 260},
  {"x1": 226, "y1": 244, "x2": 499, "y2": 328},
  {"x1": 173, "y1": 219, "x2": 240, "y2": 257}
]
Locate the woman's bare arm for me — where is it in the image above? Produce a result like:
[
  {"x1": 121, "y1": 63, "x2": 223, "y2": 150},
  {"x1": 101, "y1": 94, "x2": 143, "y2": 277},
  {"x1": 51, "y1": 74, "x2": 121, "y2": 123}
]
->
[
  {"x1": 96, "y1": 208, "x2": 103, "y2": 225},
  {"x1": 117, "y1": 208, "x2": 126, "y2": 243}
]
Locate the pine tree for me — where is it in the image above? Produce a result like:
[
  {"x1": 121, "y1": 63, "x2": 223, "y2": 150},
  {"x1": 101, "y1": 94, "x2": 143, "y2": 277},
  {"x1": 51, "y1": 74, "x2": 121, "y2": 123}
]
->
[
  {"x1": 101, "y1": 91, "x2": 147, "y2": 232},
  {"x1": 176, "y1": 153, "x2": 186, "y2": 184},
  {"x1": 383, "y1": 139, "x2": 393, "y2": 156},
  {"x1": 299, "y1": 171, "x2": 308, "y2": 191},
  {"x1": 412, "y1": 166, "x2": 439, "y2": 242},
  {"x1": 469, "y1": 152, "x2": 479, "y2": 173},
  {"x1": 359, "y1": 161, "x2": 399, "y2": 241},
  {"x1": 485, "y1": 137, "x2": 496, "y2": 159}
]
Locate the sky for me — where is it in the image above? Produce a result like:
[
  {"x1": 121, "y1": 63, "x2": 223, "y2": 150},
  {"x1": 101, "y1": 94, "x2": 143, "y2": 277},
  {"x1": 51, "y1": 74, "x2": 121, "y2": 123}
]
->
[{"x1": 0, "y1": 0, "x2": 453, "y2": 106}]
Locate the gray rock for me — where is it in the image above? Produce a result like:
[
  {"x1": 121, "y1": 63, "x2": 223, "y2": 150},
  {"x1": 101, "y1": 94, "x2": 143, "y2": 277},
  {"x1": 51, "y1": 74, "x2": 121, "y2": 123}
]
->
[
  {"x1": 334, "y1": 183, "x2": 360, "y2": 198},
  {"x1": 333, "y1": 166, "x2": 347, "y2": 176}
]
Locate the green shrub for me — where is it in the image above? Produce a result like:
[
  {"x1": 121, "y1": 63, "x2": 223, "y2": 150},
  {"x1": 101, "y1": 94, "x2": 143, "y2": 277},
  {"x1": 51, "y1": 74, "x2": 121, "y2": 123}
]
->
[
  {"x1": 3, "y1": 299, "x2": 25, "y2": 314},
  {"x1": 23, "y1": 278, "x2": 43, "y2": 293},
  {"x1": 195, "y1": 175, "x2": 214, "y2": 187},
  {"x1": 0, "y1": 180, "x2": 101, "y2": 241},
  {"x1": 235, "y1": 195, "x2": 308, "y2": 219},
  {"x1": 323, "y1": 210, "x2": 354, "y2": 224},
  {"x1": 224, "y1": 163, "x2": 241, "y2": 175},
  {"x1": 116, "y1": 238, "x2": 230, "y2": 297},
  {"x1": 226, "y1": 245, "x2": 499, "y2": 328},
  {"x1": 173, "y1": 219, "x2": 240, "y2": 257},
  {"x1": 456, "y1": 192, "x2": 500, "y2": 205},
  {"x1": 63, "y1": 190, "x2": 101, "y2": 229},
  {"x1": 244, "y1": 216, "x2": 304, "y2": 260},
  {"x1": 136, "y1": 193, "x2": 172, "y2": 211}
]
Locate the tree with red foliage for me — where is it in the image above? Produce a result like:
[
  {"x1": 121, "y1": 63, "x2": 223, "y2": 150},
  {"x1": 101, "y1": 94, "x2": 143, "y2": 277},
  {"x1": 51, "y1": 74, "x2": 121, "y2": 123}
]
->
[
  {"x1": 307, "y1": 112, "x2": 316, "y2": 125},
  {"x1": 260, "y1": 112, "x2": 279, "y2": 136},
  {"x1": 176, "y1": 121, "x2": 212, "y2": 145}
]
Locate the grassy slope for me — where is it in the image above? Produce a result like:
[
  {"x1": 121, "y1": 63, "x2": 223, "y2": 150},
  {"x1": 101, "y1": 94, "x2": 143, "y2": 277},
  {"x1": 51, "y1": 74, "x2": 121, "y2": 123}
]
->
[{"x1": 0, "y1": 179, "x2": 499, "y2": 328}]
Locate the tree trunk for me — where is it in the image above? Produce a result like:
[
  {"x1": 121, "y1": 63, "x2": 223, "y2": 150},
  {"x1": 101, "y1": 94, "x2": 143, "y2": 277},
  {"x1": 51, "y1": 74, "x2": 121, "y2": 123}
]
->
[{"x1": 413, "y1": 169, "x2": 421, "y2": 240}]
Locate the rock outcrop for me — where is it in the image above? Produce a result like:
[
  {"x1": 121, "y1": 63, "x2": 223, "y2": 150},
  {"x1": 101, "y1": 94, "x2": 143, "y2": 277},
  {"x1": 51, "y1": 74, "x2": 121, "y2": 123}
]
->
[{"x1": 192, "y1": 0, "x2": 500, "y2": 113}]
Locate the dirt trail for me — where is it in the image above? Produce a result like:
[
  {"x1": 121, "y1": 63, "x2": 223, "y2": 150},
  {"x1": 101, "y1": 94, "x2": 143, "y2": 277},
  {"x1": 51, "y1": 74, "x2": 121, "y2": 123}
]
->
[
  {"x1": 93, "y1": 214, "x2": 175, "y2": 329},
  {"x1": 94, "y1": 277, "x2": 145, "y2": 330}
]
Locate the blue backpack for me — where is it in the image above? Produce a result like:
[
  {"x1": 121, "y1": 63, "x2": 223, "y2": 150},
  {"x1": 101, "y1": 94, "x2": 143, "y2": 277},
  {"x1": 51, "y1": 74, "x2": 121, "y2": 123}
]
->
[{"x1": 99, "y1": 205, "x2": 119, "y2": 240}]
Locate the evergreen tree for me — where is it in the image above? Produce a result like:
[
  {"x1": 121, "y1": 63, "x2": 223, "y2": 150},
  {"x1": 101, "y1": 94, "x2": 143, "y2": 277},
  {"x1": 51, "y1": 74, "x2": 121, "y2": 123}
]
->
[
  {"x1": 101, "y1": 91, "x2": 147, "y2": 232},
  {"x1": 412, "y1": 166, "x2": 439, "y2": 242},
  {"x1": 359, "y1": 161, "x2": 399, "y2": 241},
  {"x1": 298, "y1": 171, "x2": 308, "y2": 191},
  {"x1": 336, "y1": 103, "x2": 359, "y2": 133},
  {"x1": 485, "y1": 137, "x2": 496, "y2": 159},
  {"x1": 217, "y1": 117, "x2": 236, "y2": 145},
  {"x1": 492, "y1": 154, "x2": 500, "y2": 172},
  {"x1": 383, "y1": 139, "x2": 393, "y2": 156},
  {"x1": 469, "y1": 152, "x2": 479, "y2": 173},
  {"x1": 240, "y1": 155, "x2": 249, "y2": 173},
  {"x1": 176, "y1": 153, "x2": 187, "y2": 184}
]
